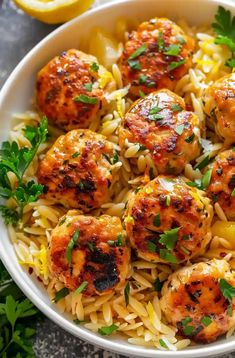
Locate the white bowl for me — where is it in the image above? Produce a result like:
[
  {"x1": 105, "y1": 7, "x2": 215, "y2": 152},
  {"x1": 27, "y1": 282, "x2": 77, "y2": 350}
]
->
[{"x1": 0, "y1": 0, "x2": 235, "y2": 356}]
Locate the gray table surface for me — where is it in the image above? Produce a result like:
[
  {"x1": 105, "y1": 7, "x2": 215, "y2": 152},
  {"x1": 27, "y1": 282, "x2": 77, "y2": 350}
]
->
[{"x1": 0, "y1": 0, "x2": 235, "y2": 357}]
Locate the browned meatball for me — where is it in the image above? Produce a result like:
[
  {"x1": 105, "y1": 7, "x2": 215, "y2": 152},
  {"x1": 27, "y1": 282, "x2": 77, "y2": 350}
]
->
[
  {"x1": 119, "y1": 89, "x2": 201, "y2": 174},
  {"x1": 124, "y1": 175, "x2": 213, "y2": 264},
  {"x1": 204, "y1": 73, "x2": 235, "y2": 145},
  {"x1": 50, "y1": 212, "x2": 130, "y2": 295},
  {"x1": 36, "y1": 49, "x2": 115, "y2": 131},
  {"x1": 207, "y1": 149, "x2": 235, "y2": 220},
  {"x1": 161, "y1": 259, "x2": 235, "y2": 343},
  {"x1": 118, "y1": 17, "x2": 195, "y2": 98},
  {"x1": 37, "y1": 129, "x2": 119, "y2": 211}
]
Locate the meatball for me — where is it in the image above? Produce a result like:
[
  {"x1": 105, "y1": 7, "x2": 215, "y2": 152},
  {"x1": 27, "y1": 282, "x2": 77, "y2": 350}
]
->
[
  {"x1": 36, "y1": 49, "x2": 115, "y2": 131},
  {"x1": 160, "y1": 259, "x2": 235, "y2": 343},
  {"x1": 118, "y1": 17, "x2": 195, "y2": 98},
  {"x1": 124, "y1": 175, "x2": 213, "y2": 264},
  {"x1": 119, "y1": 89, "x2": 201, "y2": 174},
  {"x1": 37, "y1": 129, "x2": 119, "y2": 211},
  {"x1": 50, "y1": 211, "x2": 130, "y2": 296},
  {"x1": 204, "y1": 73, "x2": 235, "y2": 145},
  {"x1": 207, "y1": 149, "x2": 235, "y2": 220}
]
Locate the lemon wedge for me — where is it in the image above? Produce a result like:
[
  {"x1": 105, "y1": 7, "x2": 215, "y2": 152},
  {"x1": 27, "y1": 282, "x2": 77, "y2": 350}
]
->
[{"x1": 13, "y1": 0, "x2": 95, "y2": 24}]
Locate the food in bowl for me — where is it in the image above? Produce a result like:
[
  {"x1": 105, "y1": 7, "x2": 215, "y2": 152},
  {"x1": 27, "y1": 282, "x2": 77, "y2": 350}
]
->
[{"x1": 1, "y1": 4, "x2": 235, "y2": 352}]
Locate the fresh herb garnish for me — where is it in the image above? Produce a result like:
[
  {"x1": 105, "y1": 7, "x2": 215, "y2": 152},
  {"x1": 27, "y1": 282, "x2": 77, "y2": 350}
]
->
[
  {"x1": 159, "y1": 227, "x2": 181, "y2": 250},
  {"x1": 83, "y1": 83, "x2": 93, "y2": 92},
  {"x1": 212, "y1": 6, "x2": 235, "y2": 68},
  {"x1": 91, "y1": 62, "x2": 99, "y2": 72},
  {"x1": 139, "y1": 90, "x2": 145, "y2": 98},
  {"x1": 128, "y1": 44, "x2": 147, "y2": 60},
  {"x1": 72, "y1": 152, "x2": 80, "y2": 158},
  {"x1": 174, "y1": 124, "x2": 185, "y2": 135},
  {"x1": 153, "y1": 213, "x2": 161, "y2": 227},
  {"x1": 59, "y1": 217, "x2": 66, "y2": 226},
  {"x1": 74, "y1": 94, "x2": 98, "y2": 104},
  {"x1": 66, "y1": 229, "x2": 80, "y2": 266},
  {"x1": 232, "y1": 188, "x2": 235, "y2": 197},
  {"x1": 187, "y1": 168, "x2": 212, "y2": 190},
  {"x1": 108, "y1": 234, "x2": 124, "y2": 247},
  {"x1": 181, "y1": 317, "x2": 194, "y2": 336},
  {"x1": 149, "y1": 113, "x2": 165, "y2": 121},
  {"x1": 147, "y1": 240, "x2": 157, "y2": 253},
  {"x1": 149, "y1": 105, "x2": 162, "y2": 115},
  {"x1": 75, "y1": 281, "x2": 88, "y2": 295},
  {"x1": 171, "y1": 103, "x2": 183, "y2": 112},
  {"x1": 128, "y1": 59, "x2": 142, "y2": 70},
  {"x1": 195, "y1": 155, "x2": 210, "y2": 170},
  {"x1": 0, "y1": 117, "x2": 48, "y2": 225},
  {"x1": 185, "y1": 133, "x2": 195, "y2": 143},
  {"x1": 159, "y1": 249, "x2": 179, "y2": 263},
  {"x1": 166, "y1": 195, "x2": 171, "y2": 206},
  {"x1": 139, "y1": 74, "x2": 148, "y2": 84},
  {"x1": 111, "y1": 151, "x2": 119, "y2": 164},
  {"x1": 153, "y1": 278, "x2": 163, "y2": 292},
  {"x1": 124, "y1": 282, "x2": 130, "y2": 306},
  {"x1": 164, "y1": 44, "x2": 181, "y2": 56},
  {"x1": 168, "y1": 59, "x2": 186, "y2": 71},
  {"x1": 201, "y1": 316, "x2": 212, "y2": 326},
  {"x1": 158, "y1": 31, "x2": 165, "y2": 51},
  {"x1": 176, "y1": 36, "x2": 186, "y2": 44},
  {"x1": 98, "y1": 324, "x2": 118, "y2": 336},
  {"x1": 159, "y1": 338, "x2": 168, "y2": 349},
  {"x1": 219, "y1": 278, "x2": 235, "y2": 302},
  {"x1": 52, "y1": 287, "x2": 70, "y2": 303}
]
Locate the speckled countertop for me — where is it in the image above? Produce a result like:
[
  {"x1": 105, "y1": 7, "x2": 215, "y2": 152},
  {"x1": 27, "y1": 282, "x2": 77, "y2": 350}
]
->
[{"x1": 1, "y1": 0, "x2": 235, "y2": 357}]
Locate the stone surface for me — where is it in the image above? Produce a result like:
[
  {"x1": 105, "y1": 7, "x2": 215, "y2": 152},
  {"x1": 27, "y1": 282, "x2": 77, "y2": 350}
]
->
[{"x1": 0, "y1": 0, "x2": 235, "y2": 357}]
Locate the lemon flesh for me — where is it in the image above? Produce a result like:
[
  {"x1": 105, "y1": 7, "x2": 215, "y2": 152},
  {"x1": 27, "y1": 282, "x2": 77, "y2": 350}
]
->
[{"x1": 13, "y1": 0, "x2": 95, "y2": 24}]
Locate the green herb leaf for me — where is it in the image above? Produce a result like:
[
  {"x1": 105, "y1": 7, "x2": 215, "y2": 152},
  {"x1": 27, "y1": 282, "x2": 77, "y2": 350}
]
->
[
  {"x1": 90, "y1": 62, "x2": 99, "y2": 72},
  {"x1": 108, "y1": 233, "x2": 124, "y2": 247},
  {"x1": 128, "y1": 59, "x2": 141, "y2": 70},
  {"x1": 74, "y1": 319, "x2": 86, "y2": 324},
  {"x1": 149, "y1": 113, "x2": 165, "y2": 121},
  {"x1": 111, "y1": 152, "x2": 119, "y2": 165},
  {"x1": 174, "y1": 124, "x2": 185, "y2": 135},
  {"x1": 153, "y1": 278, "x2": 163, "y2": 292},
  {"x1": 176, "y1": 36, "x2": 186, "y2": 44},
  {"x1": 52, "y1": 287, "x2": 69, "y2": 303},
  {"x1": 159, "y1": 227, "x2": 180, "y2": 250},
  {"x1": 139, "y1": 90, "x2": 145, "y2": 98},
  {"x1": 159, "y1": 338, "x2": 168, "y2": 349},
  {"x1": 164, "y1": 44, "x2": 181, "y2": 56},
  {"x1": 226, "y1": 58, "x2": 235, "y2": 68},
  {"x1": 181, "y1": 317, "x2": 192, "y2": 325},
  {"x1": 168, "y1": 59, "x2": 186, "y2": 71},
  {"x1": 66, "y1": 229, "x2": 80, "y2": 266},
  {"x1": 98, "y1": 324, "x2": 118, "y2": 336},
  {"x1": 153, "y1": 213, "x2": 161, "y2": 227},
  {"x1": 166, "y1": 195, "x2": 171, "y2": 206},
  {"x1": 159, "y1": 249, "x2": 179, "y2": 263},
  {"x1": 147, "y1": 240, "x2": 157, "y2": 253},
  {"x1": 201, "y1": 168, "x2": 212, "y2": 189},
  {"x1": 83, "y1": 83, "x2": 93, "y2": 92},
  {"x1": 72, "y1": 152, "x2": 80, "y2": 158},
  {"x1": 231, "y1": 188, "x2": 235, "y2": 197},
  {"x1": 183, "y1": 325, "x2": 194, "y2": 335},
  {"x1": 124, "y1": 282, "x2": 130, "y2": 306},
  {"x1": 219, "y1": 278, "x2": 235, "y2": 302},
  {"x1": 150, "y1": 105, "x2": 162, "y2": 115},
  {"x1": 201, "y1": 316, "x2": 212, "y2": 326},
  {"x1": 128, "y1": 44, "x2": 147, "y2": 60},
  {"x1": 195, "y1": 155, "x2": 210, "y2": 170},
  {"x1": 74, "y1": 95, "x2": 98, "y2": 104},
  {"x1": 75, "y1": 281, "x2": 88, "y2": 295},
  {"x1": 139, "y1": 74, "x2": 148, "y2": 84},
  {"x1": 158, "y1": 31, "x2": 165, "y2": 51},
  {"x1": 171, "y1": 103, "x2": 183, "y2": 112},
  {"x1": 185, "y1": 133, "x2": 195, "y2": 143}
]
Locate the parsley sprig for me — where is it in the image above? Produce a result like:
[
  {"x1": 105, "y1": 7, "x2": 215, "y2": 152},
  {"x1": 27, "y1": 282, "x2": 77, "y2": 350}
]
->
[
  {"x1": 0, "y1": 117, "x2": 48, "y2": 225},
  {"x1": 212, "y1": 6, "x2": 235, "y2": 68}
]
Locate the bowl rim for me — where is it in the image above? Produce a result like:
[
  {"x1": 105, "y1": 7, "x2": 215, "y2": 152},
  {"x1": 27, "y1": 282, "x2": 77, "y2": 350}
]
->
[{"x1": 1, "y1": 0, "x2": 235, "y2": 356}]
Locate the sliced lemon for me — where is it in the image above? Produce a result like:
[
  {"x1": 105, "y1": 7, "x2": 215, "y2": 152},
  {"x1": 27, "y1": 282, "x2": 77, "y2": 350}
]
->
[{"x1": 13, "y1": 0, "x2": 95, "y2": 24}]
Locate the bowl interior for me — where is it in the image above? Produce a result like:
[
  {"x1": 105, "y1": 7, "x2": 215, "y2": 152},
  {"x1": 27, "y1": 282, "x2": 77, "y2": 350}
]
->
[{"x1": 1, "y1": 0, "x2": 235, "y2": 357}]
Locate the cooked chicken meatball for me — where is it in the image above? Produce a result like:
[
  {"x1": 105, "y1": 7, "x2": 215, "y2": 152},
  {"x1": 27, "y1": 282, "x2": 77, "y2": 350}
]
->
[
  {"x1": 118, "y1": 17, "x2": 195, "y2": 98},
  {"x1": 50, "y1": 212, "x2": 130, "y2": 295},
  {"x1": 37, "y1": 129, "x2": 119, "y2": 211},
  {"x1": 119, "y1": 89, "x2": 201, "y2": 174},
  {"x1": 204, "y1": 73, "x2": 235, "y2": 145},
  {"x1": 207, "y1": 149, "x2": 235, "y2": 220},
  {"x1": 37, "y1": 49, "x2": 115, "y2": 131},
  {"x1": 161, "y1": 259, "x2": 235, "y2": 343},
  {"x1": 125, "y1": 175, "x2": 213, "y2": 264}
]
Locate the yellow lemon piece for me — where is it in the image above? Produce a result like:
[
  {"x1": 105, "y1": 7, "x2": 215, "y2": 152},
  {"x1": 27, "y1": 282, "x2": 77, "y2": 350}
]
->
[{"x1": 13, "y1": 0, "x2": 95, "y2": 24}]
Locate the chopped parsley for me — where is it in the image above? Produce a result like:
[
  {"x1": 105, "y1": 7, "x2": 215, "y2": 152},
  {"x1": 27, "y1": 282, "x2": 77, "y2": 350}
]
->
[
  {"x1": 111, "y1": 151, "x2": 119, "y2": 164},
  {"x1": 98, "y1": 324, "x2": 118, "y2": 336},
  {"x1": 174, "y1": 124, "x2": 185, "y2": 135},
  {"x1": 158, "y1": 31, "x2": 165, "y2": 51},
  {"x1": 124, "y1": 282, "x2": 130, "y2": 306},
  {"x1": 52, "y1": 287, "x2": 70, "y2": 303},
  {"x1": 176, "y1": 35, "x2": 186, "y2": 44},
  {"x1": 59, "y1": 217, "x2": 66, "y2": 226},
  {"x1": 91, "y1": 62, "x2": 99, "y2": 72},
  {"x1": 74, "y1": 94, "x2": 98, "y2": 104},
  {"x1": 147, "y1": 240, "x2": 157, "y2": 253},
  {"x1": 168, "y1": 59, "x2": 186, "y2": 71},
  {"x1": 195, "y1": 155, "x2": 210, "y2": 170},
  {"x1": 181, "y1": 317, "x2": 194, "y2": 336},
  {"x1": 149, "y1": 105, "x2": 162, "y2": 115},
  {"x1": 212, "y1": 6, "x2": 235, "y2": 68},
  {"x1": 187, "y1": 168, "x2": 212, "y2": 190},
  {"x1": 153, "y1": 278, "x2": 163, "y2": 292},
  {"x1": 139, "y1": 90, "x2": 146, "y2": 98},
  {"x1": 66, "y1": 229, "x2": 80, "y2": 266},
  {"x1": 83, "y1": 83, "x2": 93, "y2": 92},
  {"x1": 201, "y1": 316, "x2": 212, "y2": 327},
  {"x1": 75, "y1": 281, "x2": 88, "y2": 295},
  {"x1": 185, "y1": 133, "x2": 195, "y2": 143},
  {"x1": 159, "y1": 227, "x2": 181, "y2": 250},
  {"x1": 171, "y1": 103, "x2": 183, "y2": 112},
  {"x1": 72, "y1": 152, "x2": 80, "y2": 158},
  {"x1": 149, "y1": 113, "x2": 165, "y2": 121},
  {"x1": 153, "y1": 213, "x2": 161, "y2": 227},
  {"x1": 107, "y1": 234, "x2": 124, "y2": 247},
  {"x1": 159, "y1": 249, "x2": 179, "y2": 263},
  {"x1": 139, "y1": 74, "x2": 148, "y2": 84},
  {"x1": 128, "y1": 44, "x2": 147, "y2": 60},
  {"x1": 128, "y1": 59, "x2": 142, "y2": 70},
  {"x1": 159, "y1": 338, "x2": 168, "y2": 349},
  {"x1": 164, "y1": 44, "x2": 181, "y2": 56},
  {"x1": 219, "y1": 278, "x2": 235, "y2": 302}
]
